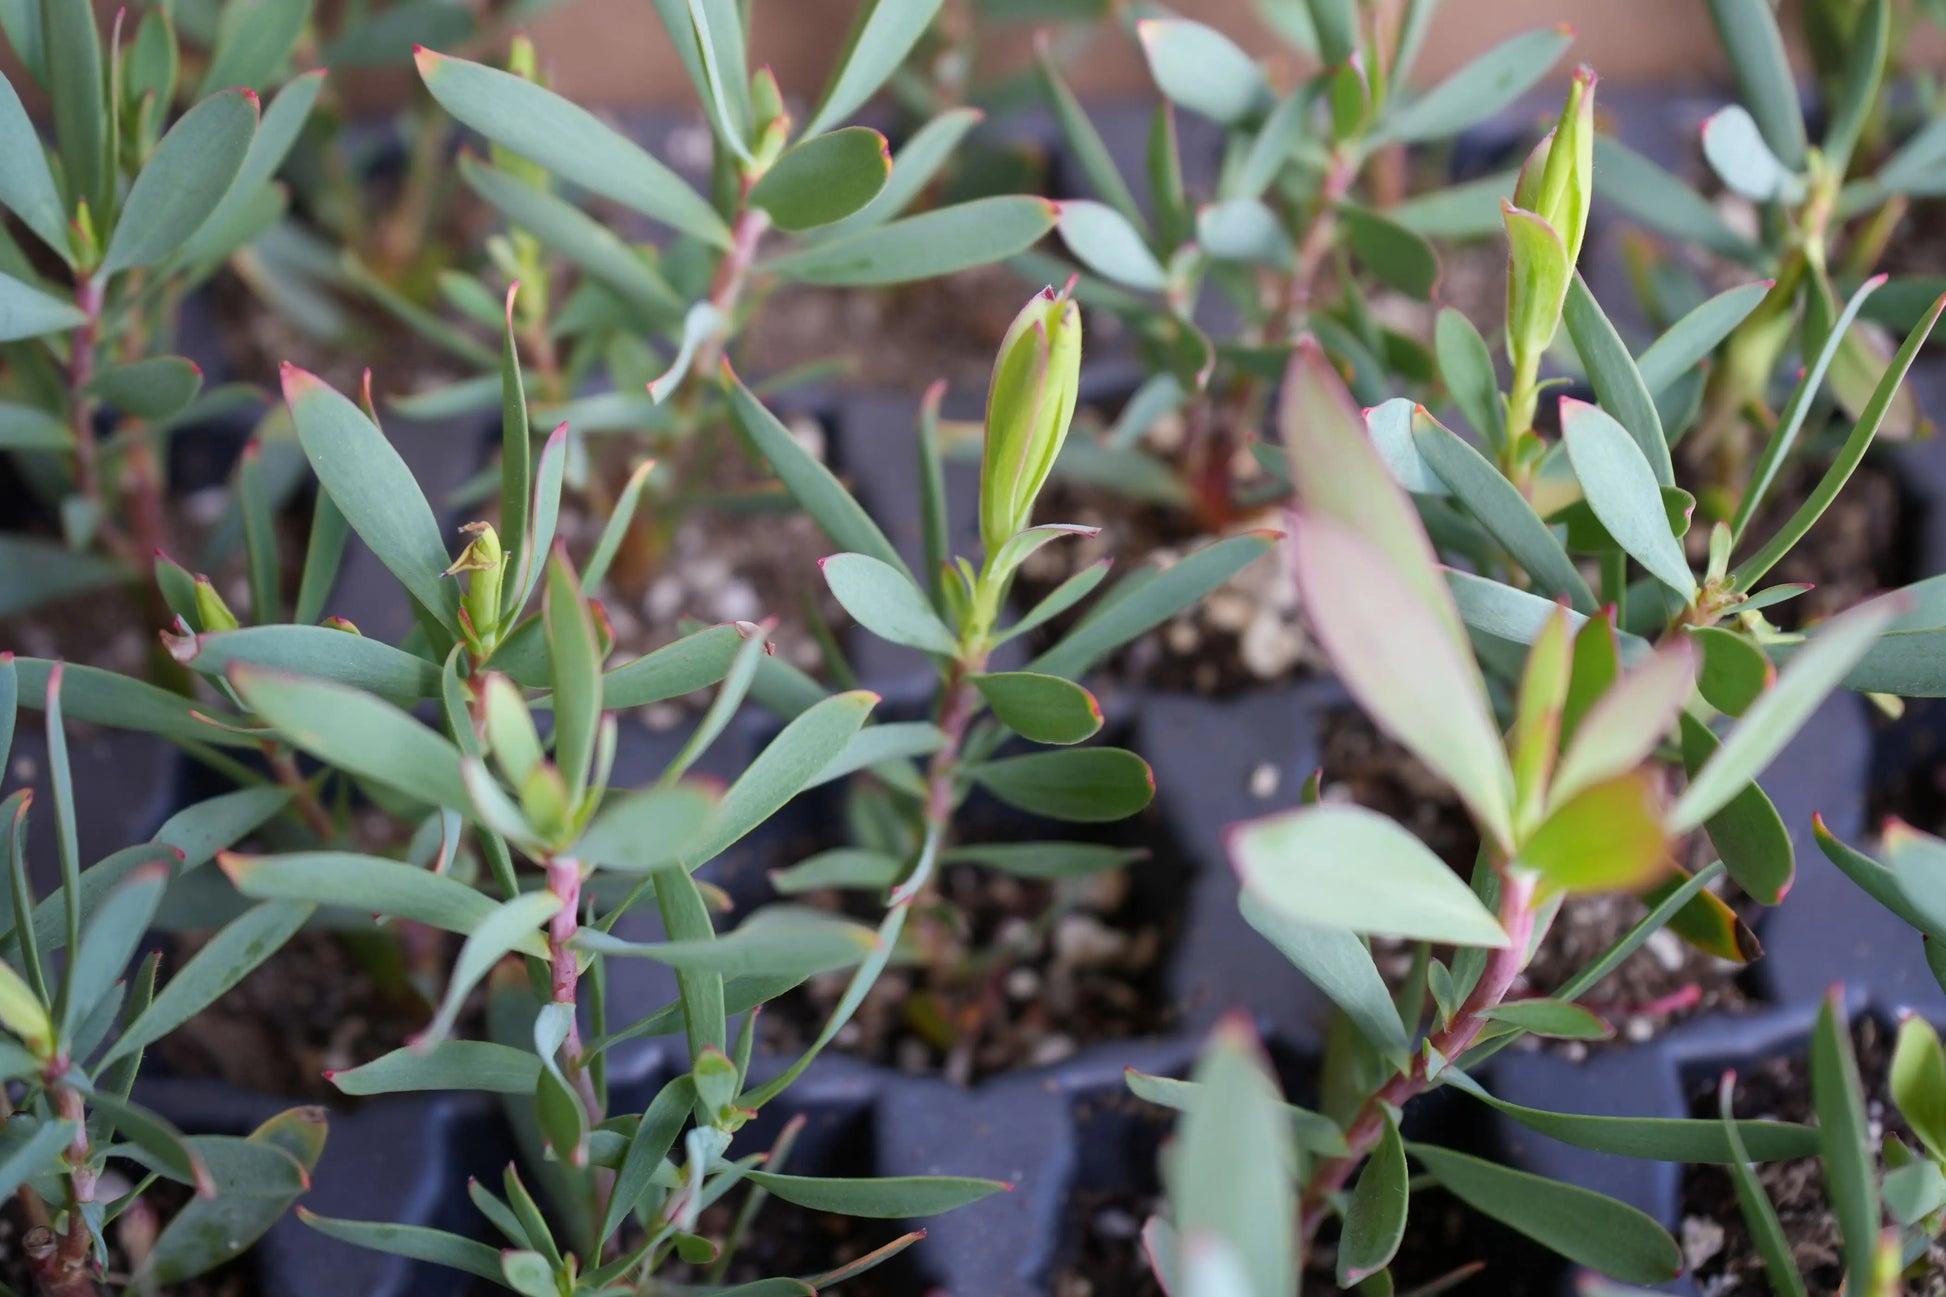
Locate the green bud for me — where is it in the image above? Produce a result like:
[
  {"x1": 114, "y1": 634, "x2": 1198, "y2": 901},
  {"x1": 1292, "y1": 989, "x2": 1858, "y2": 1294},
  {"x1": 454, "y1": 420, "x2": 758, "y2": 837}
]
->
[
  {"x1": 519, "y1": 762, "x2": 573, "y2": 845},
  {"x1": 193, "y1": 576, "x2": 240, "y2": 632},
  {"x1": 0, "y1": 959, "x2": 52, "y2": 1059},
  {"x1": 1513, "y1": 65, "x2": 1596, "y2": 268},
  {"x1": 494, "y1": 37, "x2": 551, "y2": 194},
  {"x1": 979, "y1": 287, "x2": 1082, "y2": 560},
  {"x1": 447, "y1": 522, "x2": 504, "y2": 646},
  {"x1": 482, "y1": 673, "x2": 544, "y2": 788}
]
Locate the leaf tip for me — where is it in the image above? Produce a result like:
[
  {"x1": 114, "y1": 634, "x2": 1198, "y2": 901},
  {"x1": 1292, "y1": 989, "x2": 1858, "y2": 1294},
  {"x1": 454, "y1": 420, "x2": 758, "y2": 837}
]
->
[{"x1": 278, "y1": 362, "x2": 323, "y2": 405}]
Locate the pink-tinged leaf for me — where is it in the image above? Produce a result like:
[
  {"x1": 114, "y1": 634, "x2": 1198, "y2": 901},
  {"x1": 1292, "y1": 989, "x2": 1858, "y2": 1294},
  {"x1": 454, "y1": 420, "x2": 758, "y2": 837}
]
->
[{"x1": 1550, "y1": 637, "x2": 1697, "y2": 808}]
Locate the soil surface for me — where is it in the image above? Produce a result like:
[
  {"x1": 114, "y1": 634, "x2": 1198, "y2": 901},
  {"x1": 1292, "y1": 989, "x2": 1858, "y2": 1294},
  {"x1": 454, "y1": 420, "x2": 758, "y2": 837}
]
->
[
  {"x1": 1681, "y1": 1015, "x2": 1946, "y2": 1295},
  {"x1": 556, "y1": 410, "x2": 846, "y2": 708},
  {"x1": 1324, "y1": 712, "x2": 1752, "y2": 1049},
  {"x1": 763, "y1": 805, "x2": 1192, "y2": 1085},
  {"x1": 0, "y1": 1179, "x2": 258, "y2": 1296},
  {"x1": 1014, "y1": 399, "x2": 1304, "y2": 695},
  {"x1": 740, "y1": 264, "x2": 1039, "y2": 397},
  {"x1": 154, "y1": 929, "x2": 452, "y2": 1103}
]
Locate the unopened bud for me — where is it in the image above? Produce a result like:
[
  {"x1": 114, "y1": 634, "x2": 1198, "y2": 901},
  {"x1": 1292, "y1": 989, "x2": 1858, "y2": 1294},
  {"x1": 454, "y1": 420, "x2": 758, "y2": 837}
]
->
[
  {"x1": 193, "y1": 576, "x2": 240, "y2": 632},
  {"x1": 979, "y1": 287, "x2": 1082, "y2": 559},
  {"x1": 447, "y1": 522, "x2": 504, "y2": 646}
]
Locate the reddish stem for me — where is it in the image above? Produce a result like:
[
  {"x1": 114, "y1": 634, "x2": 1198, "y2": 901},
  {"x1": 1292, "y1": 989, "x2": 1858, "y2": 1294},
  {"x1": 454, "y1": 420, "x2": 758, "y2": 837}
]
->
[{"x1": 1297, "y1": 870, "x2": 1538, "y2": 1240}]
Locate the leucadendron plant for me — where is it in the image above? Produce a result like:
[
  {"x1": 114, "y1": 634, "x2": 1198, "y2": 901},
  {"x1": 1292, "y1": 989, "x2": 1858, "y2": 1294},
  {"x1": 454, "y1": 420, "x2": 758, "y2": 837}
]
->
[
  {"x1": 1596, "y1": 0, "x2": 1946, "y2": 511},
  {"x1": 0, "y1": 0, "x2": 322, "y2": 620},
  {"x1": 1014, "y1": 8, "x2": 1576, "y2": 529},
  {"x1": 1125, "y1": 339, "x2": 1898, "y2": 1292},
  {"x1": 0, "y1": 659, "x2": 325, "y2": 1297},
  {"x1": 731, "y1": 285, "x2": 1267, "y2": 1076},
  {"x1": 368, "y1": 0, "x2": 1058, "y2": 589},
  {"x1": 136, "y1": 306, "x2": 1018, "y2": 1286}
]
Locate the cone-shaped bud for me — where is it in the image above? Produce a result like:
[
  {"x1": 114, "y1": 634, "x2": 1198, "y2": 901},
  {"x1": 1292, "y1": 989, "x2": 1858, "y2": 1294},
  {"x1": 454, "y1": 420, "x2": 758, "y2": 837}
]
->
[{"x1": 980, "y1": 287, "x2": 1082, "y2": 559}]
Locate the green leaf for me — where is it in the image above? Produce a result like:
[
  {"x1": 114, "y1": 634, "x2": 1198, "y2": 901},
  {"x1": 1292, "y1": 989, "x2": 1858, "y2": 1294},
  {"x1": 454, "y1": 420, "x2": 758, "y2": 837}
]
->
[
  {"x1": 1028, "y1": 532, "x2": 1275, "y2": 680},
  {"x1": 1503, "y1": 202, "x2": 1571, "y2": 360},
  {"x1": 1169, "y1": 1018, "x2": 1297, "y2": 1297},
  {"x1": 1551, "y1": 639, "x2": 1695, "y2": 807},
  {"x1": 500, "y1": 1250, "x2": 555, "y2": 1297},
  {"x1": 101, "y1": 87, "x2": 257, "y2": 275},
  {"x1": 1135, "y1": 18, "x2": 1270, "y2": 125},
  {"x1": 749, "y1": 127, "x2": 891, "y2": 232},
  {"x1": 820, "y1": 552, "x2": 956, "y2": 655},
  {"x1": 770, "y1": 848, "x2": 902, "y2": 894},
  {"x1": 102, "y1": 900, "x2": 310, "y2": 1066},
  {"x1": 43, "y1": 0, "x2": 105, "y2": 216},
  {"x1": 332, "y1": 1040, "x2": 540, "y2": 1096},
  {"x1": 824, "y1": 106, "x2": 981, "y2": 238},
  {"x1": 1233, "y1": 804, "x2": 1508, "y2": 947},
  {"x1": 90, "y1": 356, "x2": 202, "y2": 421},
  {"x1": 1810, "y1": 990, "x2": 1877, "y2": 1294},
  {"x1": 1057, "y1": 199, "x2": 1167, "y2": 292},
  {"x1": 1338, "y1": 1115, "x2": 1407, "y2": 1286},
  {"x1": 420, "y1": 890, "x2": 560, "y2": 1046},
  {"x1": 146, "y1": 1110, "x2": 326, "y2": 1284},
  {"x1": 176, "y1": 627, "x2": 440, "y2": 704},
  {"x1": 1559, "y1": 398, "x2": 1692, "y2": 598},
  {"x1": 1377, "y1": 25, "x2": 1573, "y2": 144},
  {"x1": 1413, "y1": 410, "x2": 1592, "y2": 608},
  {"x1": 283, "y1": 366, "x2": 460, "y2": 632},
  {"x1": 939, "y1": 841, "x2": 1141, "y2": 881},
  {"x1": 1038, "y1": 48, "x2": 1144, "y2": 228},
  {"x1": 416, "y1": 48, "x2": 728, "y2": 247},
  {"x1": 1672, "y1": 597, "x2": 1899, "y2": 832},
  {"x1": 808, "y1": 721, "x2": 943, "y2": 791},
  {"x1": 0, "y1": 269, "x2": 86, "y2": 342},
  {"x1": 685, "y1": 691, "x2": 879, "y2": 869},
  {"x1": 1564, "y1": 277, "x2": 1675, "y2": 486},
  {"x1": 61, "y1": 863, "x2": 166, "y2": 1042},
  {"x1": 1717, "y1": 1074, "x2": 1812, "y2": 1297},
  {"x1": 1290, "y1": 513, "x2": 1515, "y2": 848},
  {"x1": 598, "y1": 623, "x2": 745, "y2": 709},
  {"x1": 573, "y1": 785, "x2": 716, "y2": 873},
  {"x1": 1701, "y1": 105, "x2": 1804, "y2": 203},
  {"x1": 92, "y1": 1090, "x2": 208, "y2": 1194},
  {"x1": 803, "y1": 0, "x2": 944, "y2": 137},
  {"x1": 1197, "y1": 197, "x2": 1292, "y2": 268},
  {"x1": 0, "y1": 68, "x2": 69, "y2": 257},
  {"x1": 299, "y1": 1213, "x2": 506, "y2": 1283},
  {"x1": 1892, "y1": 1017, "x2": 1946, "y2": 1163},
  {"x1": 742, "y1": 1169, "x2": 1005, "y2": 1219},
  {"x1": 1240, "y1": 892, "x2": 1410, "y2": 1065},
  {"x1": 458, "y1": 157, "x2": 683, "y2": 324},
  {"x1": 1692, "y1": 626, "x2": 1773, "y2": 717},
  {"x1": 1706, "y1": 0, "x2": 1807, "y2": 169},
  {"x1": 11, "y1": 658, "x2": 250, "y2": 748},
  {"x1": 578, "y1": 907, "x2": 881, "y2": 980},
  {"x1": 154, "y1": 787, "x2": 290, "y2": 872},
  {"x1": 1478, "y1": 998, "x2": 1612, "y2": 1041},
  {"x1": 1363, "y1": 399, "x2": 1445, "y2": 495},
  {"x1": 767, "y1": 195, "x2": 1057, "y2": 286},
  {"x1": 725, "y1": 371, "x2": 905, "y2": 576},
  {"x1": 230, "y1": 667, "x2": 468, "y2": 810},
  {"x1": 1635, "y1": 281, "x2": 1772, "y2": 396},
  {"x1": 221, "y1": 852, "x2": 546, "y2": 955},
  {"x1": 0, "y1": 401, "x2": 70, "y2": 450},
  {"x1": 1409, "y1": 1143, "x2": 1681, "y2": 1282},
  {"x1": 1432, "y1": 312, "x2": 1500, "y2": 456},
  {"x1": 198, "y1": 0, "x2": 308, "y2": 94},
  {"x1": 970, "y1": 747, "x2": 1153, "y2": 823},
  {"x1": 0, "y1": 1119, "x2": 77, "y2": 1206},
  {"x1": 1524, "y1": 773, "x2": 1668, "y2": 894},
  {"x1": 1125, "y1": 1066, "x2": 1348, "y2": 1158},
  {"x1": 1680, "y1": 715, "x2": 1791, "y2": 909},
  {"x1": 1341, "y1": 206, "x2": 1438, "y2": 300},
  {"x1": 1733, "y1": 288, "x2": 1945, "y2": 588},
  {"x1": 1445, "y1": 1071, "x2": 1818, "y2": 1161},
  {"x1": 970, "y1": 672, "x2": 1103, "y2": 745},
  {"x1": 542, "y1": 552, "x2": 601, "y2": 798}
]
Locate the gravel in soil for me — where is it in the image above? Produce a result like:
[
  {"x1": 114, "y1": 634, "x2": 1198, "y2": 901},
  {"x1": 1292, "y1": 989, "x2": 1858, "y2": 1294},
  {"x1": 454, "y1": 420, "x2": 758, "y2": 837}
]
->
[
  {"x1": 0, "y1": 1179, "x2": 259, "y2": 1296},
  {"x1": 153, "y1": 928, "x2": 462, "y2": 1103},
  {"x1": 1323, "y1": 712, "x2": 1752, "y2": 1049},
  {"x1": 762, "y1": 805, "x2": 1192, "y2": 1085},
  {"x1": 1682, "y1": 1016, "x2": 1946, "y2": 1295},
  {"x1": 739, "y1": 263, "x2": 1048, "y2": 396},
  {"x1": 1013, "y1": 400, "x2": 1307, "y2": 696}
]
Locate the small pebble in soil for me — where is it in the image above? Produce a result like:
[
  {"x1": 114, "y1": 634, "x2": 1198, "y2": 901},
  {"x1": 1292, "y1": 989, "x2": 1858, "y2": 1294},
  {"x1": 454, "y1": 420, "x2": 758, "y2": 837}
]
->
[{"x1": 1249, "y1": 762, "x2": 1279, "y2": 799}]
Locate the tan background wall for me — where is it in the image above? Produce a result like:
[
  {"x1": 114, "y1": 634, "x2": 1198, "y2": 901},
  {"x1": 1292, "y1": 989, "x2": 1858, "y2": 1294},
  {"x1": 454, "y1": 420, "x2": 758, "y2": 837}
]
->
[{"x1": 518, "y1": 0, "x2": 1903, "y2": 106}]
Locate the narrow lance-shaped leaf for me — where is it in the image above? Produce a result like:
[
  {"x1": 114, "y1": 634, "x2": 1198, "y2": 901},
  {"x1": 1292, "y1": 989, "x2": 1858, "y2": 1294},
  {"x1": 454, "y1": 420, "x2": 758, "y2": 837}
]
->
[{"x1": 102, "y1": 86, "x2": 258, "y2": 275}]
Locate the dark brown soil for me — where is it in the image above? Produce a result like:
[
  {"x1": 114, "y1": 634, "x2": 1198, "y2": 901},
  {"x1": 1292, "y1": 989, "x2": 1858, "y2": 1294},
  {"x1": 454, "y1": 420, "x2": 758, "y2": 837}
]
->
[
  {"x1": 0, "y1": 1179, "x2": 259, "y2": 1296},
  {"x1": 1013, "y1": 462, "x2": 1300, "y2": 696},
  {"x1": 739, "y1": 263, "x2": 1037, "y2": 396},
  {"x1": 1693, "y1": 456, "x2": 1914, "y2": 630},
  {"x1": 554, "y1": 411, "x2": 846, "y2": 699},
  {"x1": 762, "y1": 806, "x2": 1192, "y2": 1085},
  {"x1": 650, "y1": 1192, "x2": 927, "y2": 1296},
  {"x1": 1681, "y1": 1015, "x2": 1946, "y2": 1294},
  {"x1": 1055, "y1": 1187, "x2": 1161, "y2": 1297},
  {"x1": 1324, "y1": 711, "x2": 1751, "y2": 1048},
  {"x1": 154, "y1": 928, "x2": 455, "y2": 1103}
]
